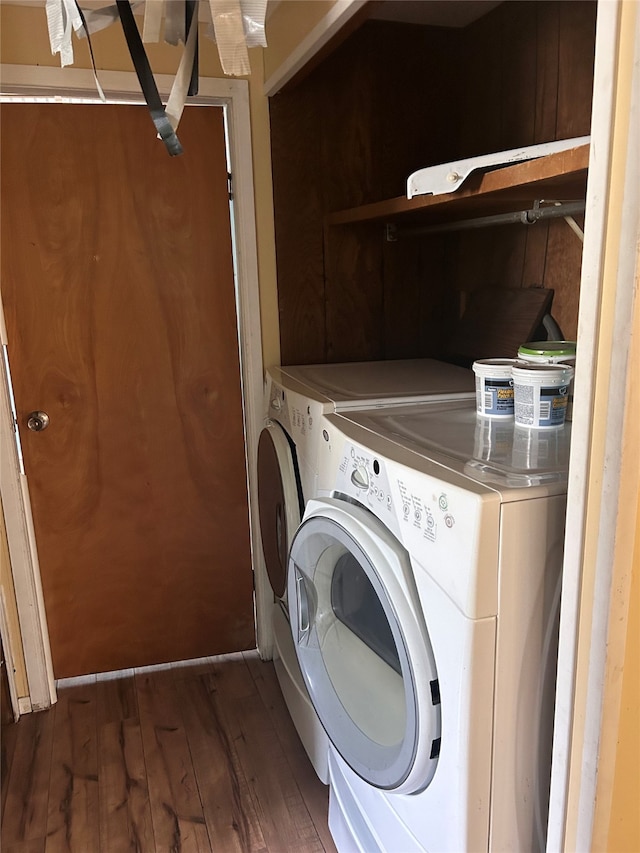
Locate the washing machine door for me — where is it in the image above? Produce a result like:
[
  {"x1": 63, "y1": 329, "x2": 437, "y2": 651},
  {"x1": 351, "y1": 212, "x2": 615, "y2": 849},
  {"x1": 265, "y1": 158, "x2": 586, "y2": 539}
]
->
[
  {"x1": 257, "y1": 421, "x2": 303, "y2": 600},
  {"x1": 287, "y1": 497, "x2": 441, "y2": 794}
]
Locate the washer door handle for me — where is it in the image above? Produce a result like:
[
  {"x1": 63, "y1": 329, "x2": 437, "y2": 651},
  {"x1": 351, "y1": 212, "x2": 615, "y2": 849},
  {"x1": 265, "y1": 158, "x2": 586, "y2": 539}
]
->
[
  {"x1": 295, "y1": 567, "x2": 310, "y2": 644},
  {"x1": 276, "y1": 502, "x2": 285, "y2": 566}
]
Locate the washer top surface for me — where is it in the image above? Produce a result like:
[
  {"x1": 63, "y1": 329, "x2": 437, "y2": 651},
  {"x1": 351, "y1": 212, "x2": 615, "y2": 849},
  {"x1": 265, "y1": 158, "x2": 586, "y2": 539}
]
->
[
  {"x1": 326, "y1": 398, "x2": 571, "y2": 496},
  {"x1": 271, "y1": 358, "x2": 475, "y2": 411}
]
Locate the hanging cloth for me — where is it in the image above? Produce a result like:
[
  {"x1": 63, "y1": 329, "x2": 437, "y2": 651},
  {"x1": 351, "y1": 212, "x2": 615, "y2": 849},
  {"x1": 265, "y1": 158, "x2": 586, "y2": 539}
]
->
[{"x1": 165, "y1": 7, "x2": 199, "y2": 130}]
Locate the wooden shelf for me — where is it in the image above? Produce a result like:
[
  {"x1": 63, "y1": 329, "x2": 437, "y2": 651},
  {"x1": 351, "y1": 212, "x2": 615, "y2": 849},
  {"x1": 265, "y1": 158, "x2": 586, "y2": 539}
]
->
[{"x1": 325, "y1": 143, "x2": 589, "y2": 228}]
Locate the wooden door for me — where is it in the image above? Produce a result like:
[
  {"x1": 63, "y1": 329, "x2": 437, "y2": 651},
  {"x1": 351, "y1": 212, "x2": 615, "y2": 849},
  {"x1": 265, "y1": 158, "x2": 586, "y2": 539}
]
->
[{"x1": 0, "y1": 103, "x2": 255, "y2": 678}]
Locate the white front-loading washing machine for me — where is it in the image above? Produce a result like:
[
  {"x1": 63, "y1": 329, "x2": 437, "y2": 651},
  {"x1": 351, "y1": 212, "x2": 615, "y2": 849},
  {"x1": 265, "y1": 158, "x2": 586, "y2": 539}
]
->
[
  {"x1": 286, "y1": 398, "x2": 570, "y2": 851},
  {"x1": 256, "y1": 373, "x2": 330, "y2": 782},
  {"x1": 256, "y1": 360, "x2": 476, "y2": 785}
]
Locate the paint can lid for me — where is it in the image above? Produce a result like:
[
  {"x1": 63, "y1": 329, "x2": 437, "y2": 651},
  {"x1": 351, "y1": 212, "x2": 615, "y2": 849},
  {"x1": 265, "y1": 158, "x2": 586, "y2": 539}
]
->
[
  {"x1": 518, "y1": 340, "x2": 576, "y2": 358},
  {"x1": 472, "y1": 358, "x2": 517, "y2": 378}
]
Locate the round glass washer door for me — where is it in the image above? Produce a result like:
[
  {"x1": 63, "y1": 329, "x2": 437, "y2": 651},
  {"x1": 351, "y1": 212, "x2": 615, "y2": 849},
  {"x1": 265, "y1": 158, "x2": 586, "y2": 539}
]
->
[
  {"x1": 287, "y1": 498, "x2": 441, "y2": 794},
  {"x1": 257, "y1": 421, "x2": 302, "y2": 601}
]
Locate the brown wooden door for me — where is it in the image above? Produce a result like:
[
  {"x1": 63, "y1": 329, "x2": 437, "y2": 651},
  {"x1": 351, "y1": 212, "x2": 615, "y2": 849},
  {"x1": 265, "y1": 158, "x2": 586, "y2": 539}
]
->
[{"x1": 0, "y1": 103, "x2": 255, "y2": 678}]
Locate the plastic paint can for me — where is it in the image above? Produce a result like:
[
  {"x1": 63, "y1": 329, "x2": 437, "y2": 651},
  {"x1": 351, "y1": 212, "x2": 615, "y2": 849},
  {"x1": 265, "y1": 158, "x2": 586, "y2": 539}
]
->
[
  {"x1": 517, "y1": 341, "x2": 576, "y2": 421},
  {"x1": 472, "y1": 359, "x2": 516, "y2": 418},
  {"x1": 512, "y1": 362, "x2": 574, "y2": 429},
  {"x1": 517, "y1": 340, "x2": 576, "y2": 363}
]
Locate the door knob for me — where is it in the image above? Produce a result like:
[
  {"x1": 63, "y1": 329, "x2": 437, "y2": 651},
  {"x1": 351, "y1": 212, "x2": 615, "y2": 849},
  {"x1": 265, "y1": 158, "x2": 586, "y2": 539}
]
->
[{"x1": 27, "y1": 411, "x2": 50, "y2": 432}]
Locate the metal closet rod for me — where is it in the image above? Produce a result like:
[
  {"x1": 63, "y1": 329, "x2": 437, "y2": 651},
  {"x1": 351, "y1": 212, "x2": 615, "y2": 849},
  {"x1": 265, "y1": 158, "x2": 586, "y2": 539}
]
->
[{"x1": 386, "y1": 200, "x2": 586, "y2": 240}]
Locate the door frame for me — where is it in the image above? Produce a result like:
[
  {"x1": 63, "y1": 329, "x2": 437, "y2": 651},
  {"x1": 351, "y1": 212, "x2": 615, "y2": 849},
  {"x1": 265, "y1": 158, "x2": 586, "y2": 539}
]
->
[{"x1": 0, "y1": 64, "x2": 265, "y2": 710}]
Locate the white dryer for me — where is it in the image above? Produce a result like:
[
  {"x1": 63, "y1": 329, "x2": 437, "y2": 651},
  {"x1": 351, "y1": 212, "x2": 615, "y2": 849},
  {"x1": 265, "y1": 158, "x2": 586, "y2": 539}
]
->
[
  {"x1": 286, "y1": 399, "x2": 570, "y2": 852},
  {"x1": 256, "y1": 359, "x2": 476, "y2": 785}
]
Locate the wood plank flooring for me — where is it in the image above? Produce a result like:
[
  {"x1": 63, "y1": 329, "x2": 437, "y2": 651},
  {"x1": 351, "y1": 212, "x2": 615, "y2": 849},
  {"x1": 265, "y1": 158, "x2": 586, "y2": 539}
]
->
[{"x1": 1, "y1": 651, "x2": 337, "y2": 853}]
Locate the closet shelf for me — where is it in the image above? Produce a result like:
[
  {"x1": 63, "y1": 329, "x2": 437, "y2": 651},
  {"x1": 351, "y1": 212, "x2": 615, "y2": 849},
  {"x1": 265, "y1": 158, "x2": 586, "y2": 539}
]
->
[{"x1": 325, "y1": 143, "x2": 589, "y2": 229}]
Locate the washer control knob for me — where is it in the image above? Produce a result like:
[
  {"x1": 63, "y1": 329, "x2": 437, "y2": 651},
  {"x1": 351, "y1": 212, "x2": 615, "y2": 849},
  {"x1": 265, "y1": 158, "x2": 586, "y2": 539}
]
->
[
  {"x1": 350, "y1": 465, "x2": 369, "y2": 490},
  {"x1": 271, "y1": 397, "x2": 282, "y2": 411}
]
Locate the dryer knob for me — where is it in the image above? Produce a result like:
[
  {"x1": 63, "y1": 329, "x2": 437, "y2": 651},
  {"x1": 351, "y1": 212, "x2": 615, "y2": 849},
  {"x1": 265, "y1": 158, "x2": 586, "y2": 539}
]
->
[
  {"x1": 271, "y1": 397, "x2": 282, "y2": 411},
  {"x1": 351, "y1": 465, "x2": 369, "y2": 490}
]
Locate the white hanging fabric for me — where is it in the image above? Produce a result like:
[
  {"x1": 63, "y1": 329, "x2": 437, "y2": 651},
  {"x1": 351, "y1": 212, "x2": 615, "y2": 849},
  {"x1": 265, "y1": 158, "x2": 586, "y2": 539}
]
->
[
  {"x1": 42, "y1": 0, "x2": 270, "y2": 151},
  {"x1": 45, "y1": 0, "x2": 84, "y2": 67},
  {"x1": 208, "y1": 0, "x2": 250, "y2": 76},
  {"x1": 238, "y1": 0, "x2": 268, "y2": 48},
  {"x1": 164, "y1": 0, "x2": 186, "y2": 46},
  {"x1": 166, "y1": 9, "x2": 199, "y2": 130},
  {"x1": 142, "y1": 0, "x2": 165, "y2": 43}
]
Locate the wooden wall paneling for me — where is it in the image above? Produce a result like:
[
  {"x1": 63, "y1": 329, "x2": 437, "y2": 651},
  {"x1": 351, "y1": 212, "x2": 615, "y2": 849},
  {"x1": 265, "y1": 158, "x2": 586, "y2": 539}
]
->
[
  {"x1": 269, "y1": 84, "x2": 326, "y2": 366},
  {"x1": 382, "y1": 234, "x2": 455, "y2": 360},
  {"x1": 270, "y1": 3, "x2": 596, "y2": 367},
  {"x1": 521, "y1": 222, "x2": 551, "y2": 292},
  {"x1": 316, "y1": 22, "x2": 463, "y2": 364},
  {"x1": 315, "y1": 21, "x2": 461, "y2": 209},
  {"x1": 450, "y1": 223, "x2": 529, "y2": 297},
  {"x1": 317, "y1": 29, "x2": 375, "y2": 212},
  {"x1": 381, "y1": 238, "x2": 427, "y2": 359},
  {"x1": 271, "y1": 19, "x2": 467, "y2": 365},
  {"x1": 523, "y1": 0, "x2": 559, "y2": 299},
  {"x1": 366, "y1": 22, "x2": 462, "y2": 198},
  {"x1": 452, "y1": 0, "x2": 594, "y2": 328},
  {"x1": 324, "y1": 224, "x2": 384, "y2": 362},
  {"x1": 544, "y1": 0, "x2": 594, "y2": 339},
  {"x1": 456, "y1": 3, "x2": 548, "y2": 301},
  {"x1": 135, "y1": 668, "x2": 212, "y2": 850},
  {"x1": 540, "y1": 218, "x2": 583, "y2": 341},
  {"x1": 556, "y1": 1, "x2": 597, "y2": 139},
  {"x1": 0, "y1": 705, "x2": 55, "y2": 848},
  {"x1": 534, "y1": 2, "x2": 561, "y2": 141},
  {"x1": 45, "y1": 679, "x2": 99, "y2": 852},
  {"x1": 458, "y1": 7, "x2": 504, "y2": 158},
  {"x1": 499, "y1": 1, "x2": 538, "y2": 149}
]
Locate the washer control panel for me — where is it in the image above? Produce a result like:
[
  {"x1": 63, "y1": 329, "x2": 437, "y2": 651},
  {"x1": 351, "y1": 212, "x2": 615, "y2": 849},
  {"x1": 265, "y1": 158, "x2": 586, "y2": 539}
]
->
[{"x1": 334, "y1": 442, "x2": 460, "y2": 546}]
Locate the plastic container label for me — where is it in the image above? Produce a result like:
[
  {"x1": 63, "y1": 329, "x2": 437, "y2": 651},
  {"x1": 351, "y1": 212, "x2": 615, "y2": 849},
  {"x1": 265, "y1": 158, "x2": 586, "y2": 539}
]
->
[
  {"x1": 514, "y1": 383, "x2": 569, "y2": 427},
  {"x1": 479, "y1": 379, "x2": 514, "y2": 416}
]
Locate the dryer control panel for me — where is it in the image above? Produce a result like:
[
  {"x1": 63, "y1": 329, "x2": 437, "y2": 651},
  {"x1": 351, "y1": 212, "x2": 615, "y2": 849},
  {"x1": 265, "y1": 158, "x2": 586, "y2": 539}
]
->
[
  {"x1": 327, "y1": 437, "x2": 499, "y2": 620},
  {"x1": 334, "y1": 443, "x2": 447, "y2": 545}
]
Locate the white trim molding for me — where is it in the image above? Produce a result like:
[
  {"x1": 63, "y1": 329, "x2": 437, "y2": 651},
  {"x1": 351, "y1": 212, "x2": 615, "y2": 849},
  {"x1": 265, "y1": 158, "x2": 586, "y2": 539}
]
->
[
  {"x1": 0, "y1": 63, "x2": 267, "y2": 693},
  {"x1": 0, "y1": 298, "x2": 56, "y2": 711},
  {"x1": 547, "y1": 2, "x2": 640, "y2": 849},
  {"x1": 263, "y1": 0, "x2": 367, "y2": 96}
]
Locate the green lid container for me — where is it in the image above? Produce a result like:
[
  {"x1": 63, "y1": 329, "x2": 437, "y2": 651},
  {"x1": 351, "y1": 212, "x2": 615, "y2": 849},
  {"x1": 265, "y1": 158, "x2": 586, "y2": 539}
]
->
[{"x1": 518, "y1": 340, "x2": 576, "y2": 362}]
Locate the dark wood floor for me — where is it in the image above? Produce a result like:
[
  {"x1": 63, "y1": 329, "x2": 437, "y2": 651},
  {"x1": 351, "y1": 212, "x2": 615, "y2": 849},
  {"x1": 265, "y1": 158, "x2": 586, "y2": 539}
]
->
[{"x1": 1, "y1": 651, "x2": 337, "y2": 853}]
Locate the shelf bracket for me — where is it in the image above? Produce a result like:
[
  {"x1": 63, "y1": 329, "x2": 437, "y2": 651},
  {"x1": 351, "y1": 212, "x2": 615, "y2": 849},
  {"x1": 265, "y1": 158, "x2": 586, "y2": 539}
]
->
[
  {"x1": 406, "y1": 136, "x2": 590, "y2": 198},
  {"x1": 563, "y1": 215, "x2": 585, "y2": 242},
  {"x1": 385, "y1": 223, "x2": 398, "y2": 242}
]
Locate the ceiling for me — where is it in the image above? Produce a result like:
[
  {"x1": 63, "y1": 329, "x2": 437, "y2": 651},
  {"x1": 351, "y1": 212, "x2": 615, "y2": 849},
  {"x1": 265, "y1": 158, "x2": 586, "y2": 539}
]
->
[
  {"x1": 3, "y1": 0, "x2": 503, "y2": 28},
  {"x1": 369, "y1": 0, "x2": 503, "y2": 28}
]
